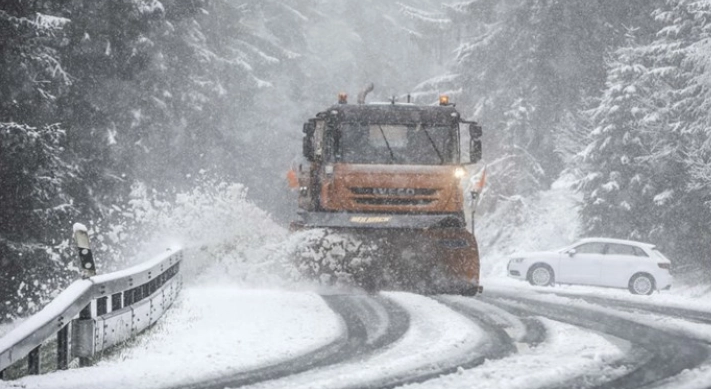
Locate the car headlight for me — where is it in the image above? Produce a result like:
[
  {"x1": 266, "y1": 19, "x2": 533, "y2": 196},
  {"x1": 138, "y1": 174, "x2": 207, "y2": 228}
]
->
[{"x1": 509, "y1": 258, "x2": 525, "y2": 264}]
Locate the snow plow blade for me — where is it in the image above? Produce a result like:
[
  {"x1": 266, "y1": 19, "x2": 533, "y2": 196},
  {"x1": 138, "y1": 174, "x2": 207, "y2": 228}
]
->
[
  {"x1": 291, "y1": 212, "x2": 481, "y2": 295},
  {"x1": 292, "y1": 211, "x2": 469, "y2": 230}
]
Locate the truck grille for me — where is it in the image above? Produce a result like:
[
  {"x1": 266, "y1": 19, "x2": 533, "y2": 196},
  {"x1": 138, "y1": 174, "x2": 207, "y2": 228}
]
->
[
  {"x1": 354, "y1": 198, "x2": 436, "y2": 206},
  {"x1": 348, "y1": 187, "x2": 439, "y2": 207},
  {"x1": 349, "y1": 187, "x2": 437, "y2": 196}
]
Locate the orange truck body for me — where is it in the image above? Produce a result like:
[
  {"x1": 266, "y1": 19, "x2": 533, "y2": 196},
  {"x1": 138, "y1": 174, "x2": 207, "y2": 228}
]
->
[{"x1": 291, "y1": 98, "x2": 483, "y2": 294}]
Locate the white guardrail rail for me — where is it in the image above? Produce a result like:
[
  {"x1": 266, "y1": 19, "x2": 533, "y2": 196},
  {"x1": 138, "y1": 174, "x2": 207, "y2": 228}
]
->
[{"x1": 0, "y1": 247, "x2": 183, "y2": 380}]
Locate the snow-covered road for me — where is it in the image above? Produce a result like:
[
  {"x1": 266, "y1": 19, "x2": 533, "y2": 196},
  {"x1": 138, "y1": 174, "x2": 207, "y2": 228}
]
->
[{"x1": 4, "y1": 282, "x2": 711, "y2": 389}]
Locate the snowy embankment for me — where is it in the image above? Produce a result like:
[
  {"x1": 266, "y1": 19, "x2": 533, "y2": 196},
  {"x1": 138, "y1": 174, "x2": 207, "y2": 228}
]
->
[
  {"x1": 477, "y1": 173, "x2": 711, "y2": 305},
  {"x1": 12, "y1": 288, "x2": 342, "y2": 389},
  {"x1": 4, "y1": 183, "x2": 344, "y2": 389},
  {"x1": 476, "y1": 173, "x2": 582, "y2": 279},
  {"x1": 4, "y1": 176, "x2": 711, "y2": 388}
]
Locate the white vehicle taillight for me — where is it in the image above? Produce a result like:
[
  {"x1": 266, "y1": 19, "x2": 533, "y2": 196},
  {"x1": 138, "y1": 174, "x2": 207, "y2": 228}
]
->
[{"x1": 658, "y1": 263, "x2": 671, "y2": 270}]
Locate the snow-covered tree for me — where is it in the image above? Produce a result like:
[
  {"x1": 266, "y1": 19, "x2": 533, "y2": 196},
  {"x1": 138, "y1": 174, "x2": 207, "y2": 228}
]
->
[
  {"x1": 0, "y1": 123, "x2": 81, "y2": 320},
  {"x1": 412, "y1": 0, "x2": 661, "y2": 213},
  {"x1": 580, "y1": 0, "x2": 711, "y2": 274},
  {"x1": 579, "y1": 35, "x2": 664, "y2": 241},
  {"x1": 0, "y1": 4, "x2": 71, "y2": 124}
]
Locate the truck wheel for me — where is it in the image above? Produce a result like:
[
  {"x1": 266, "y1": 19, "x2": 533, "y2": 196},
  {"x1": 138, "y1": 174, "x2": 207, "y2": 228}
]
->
[
  {"x1": 459, "y1": 285, "x2": 480, "y2": 296},
  {"x1": 528, "y1": 264, "x2": 554, "y2": 287},
  {"x1": 629, "y1": 273, "x2": 655, "y2": 295}
]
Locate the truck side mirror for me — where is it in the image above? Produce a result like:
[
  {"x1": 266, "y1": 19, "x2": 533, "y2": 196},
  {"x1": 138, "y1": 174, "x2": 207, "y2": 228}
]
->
[
  {"x1": 461, "y1": 121, "x2": 483, "y2": 164},
  {"x1": 470, "y1": 139, "x2": 482, "y2": 163},
  {"x1": 313, "y1": 120, "x2": 325, "y2": 159},
  {"x1": 303, "y1": 121, "x2": 315, "y2": 161},
  {"x1": 469, "y1": 123, "x2": 482, "y2": 163}
]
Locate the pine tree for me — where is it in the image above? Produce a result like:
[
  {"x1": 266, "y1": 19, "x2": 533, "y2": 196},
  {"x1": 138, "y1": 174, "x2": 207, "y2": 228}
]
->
[
  {"x1": 579, "y1": 35, "x2": 662, "y2": 241},
  {"x1": 0, "y1": 123, "x2": 81, "y2": 320},
  {"x1": 411, "y1": 0, "x2": 661, "y2": 211},
  {"x1": 580, "y1": 0, "x2": 711, "y2": 275},
  {"x1": 0, "y1": 3, "x2": 71, "y2": 124},
  {"x1": 0, "y1": 2, "x2": 86, "y2": 321}
]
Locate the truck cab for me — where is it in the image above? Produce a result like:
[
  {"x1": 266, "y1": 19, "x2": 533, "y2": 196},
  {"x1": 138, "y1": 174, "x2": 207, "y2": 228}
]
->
[
  {"x1": 289, "y1": 91, "x2": 484, "y2": 295},
  {"x1": 297, "y1": 97, "x2": 482, "y2": 221}
]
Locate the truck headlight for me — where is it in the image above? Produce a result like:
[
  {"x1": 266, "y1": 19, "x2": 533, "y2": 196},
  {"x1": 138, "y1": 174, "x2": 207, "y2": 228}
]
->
[{"x1": 454, "y1": 167, "x2": 466, "y2": 179}]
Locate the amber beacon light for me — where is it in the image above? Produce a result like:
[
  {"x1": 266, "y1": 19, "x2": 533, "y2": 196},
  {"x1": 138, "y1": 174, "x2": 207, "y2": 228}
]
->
[
  {"x1": 439, "y1": 95, "x2": 450, "y2": 106},
  {"x1": 338, "y1": 92, "x2": 348, "y2": 104}
]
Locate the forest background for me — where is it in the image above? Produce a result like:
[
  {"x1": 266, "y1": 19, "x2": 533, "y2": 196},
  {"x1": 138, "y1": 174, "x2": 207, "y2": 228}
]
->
[{"x1": 1, "y1": 0, "x2": 710, "y2": 321}]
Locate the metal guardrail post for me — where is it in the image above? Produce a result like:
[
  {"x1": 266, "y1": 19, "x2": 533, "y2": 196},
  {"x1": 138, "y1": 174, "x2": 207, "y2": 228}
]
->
[
  {"x1": 28, "y1": 346, "x2": 40, "y2": 375},
  {"x1": 111, "y1": 293, "x2": 122, "y2": 311},
  {"x1": 77, "y1": 304, "x2": 94, "y2": 367},
  {"x1": 57, "y1": 325, "x2": 69, "y2": 370},
  {"x1": 97, "y1": 297, "x2": 108, "y2": 316}
]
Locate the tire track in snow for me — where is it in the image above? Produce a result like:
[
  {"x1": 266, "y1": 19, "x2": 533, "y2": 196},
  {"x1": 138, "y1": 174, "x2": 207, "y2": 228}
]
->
[
  {"x1": 525, "y1": 290, "x2": 711, "y2": 388},
  {"x1": 540, "y1": 290, "x2": 711, "y2": 327},
  {"x1": 437, "y1": 295, "x2": 546, "y2": 348},
  {"x1": 482, "y1": 291, "x2": 709, "y2": 389},
  {"x1": 173, "y1": 294, "x2": 408, "y2": 389},
  {"x1": 240, "y1": 292, "x2": 492, "y2": 389},
  {"x1": 363, "y1": 294, "x2": 517, "y2": 389}
]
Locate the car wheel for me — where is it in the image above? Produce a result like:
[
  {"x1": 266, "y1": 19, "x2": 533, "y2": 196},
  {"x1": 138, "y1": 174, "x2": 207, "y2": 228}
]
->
[
  {"x1": 629, "y1": 273, "x2": 655, "y2": 295},
  {"x1": 528, "y1": 264, "x2": 554, "y2": 287}
]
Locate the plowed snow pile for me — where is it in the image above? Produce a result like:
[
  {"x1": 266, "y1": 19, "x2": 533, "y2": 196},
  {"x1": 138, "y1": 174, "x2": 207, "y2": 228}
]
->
[{"x1": 8, "y1": 184, "x2": 344, "y2": 389}]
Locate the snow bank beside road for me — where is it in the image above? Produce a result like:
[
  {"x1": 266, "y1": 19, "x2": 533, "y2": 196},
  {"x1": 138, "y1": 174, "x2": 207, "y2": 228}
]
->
[
  {"x1": 488, "y1": 277, "x2": 711, "y2": 313},
  {"x1": 477, "y1": 172, "x2": 711, "y2": 305},
  {"x1": 402, "y1": 317, "x2": 627, "y2": 389},
  {"x1": 10, "y1": 288, "x2": 342, "y2": 389},
  {"x1": 477, "y1": 173, "x2": 581, "y2": 279}
]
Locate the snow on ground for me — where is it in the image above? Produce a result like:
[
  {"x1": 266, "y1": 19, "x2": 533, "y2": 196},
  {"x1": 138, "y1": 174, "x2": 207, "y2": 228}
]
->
[
  {"x1": 5, "y1": 287, "x2": 342, "y2": 389},
  {"x1": 477, "y1": 172, "x2": 581, "y2": 279},
  {"x1": 488, "y1": 277, "x2": 711, "y2": 313},
  {"x1": 484, "y1": 283, "x2": 711, "y2": 389},
  {"x1": 401, "y1": 317, "x2": 627, "y2": 389},
  {"x1": 0, "y1": 321, "x2": 23, "y2": 341},
  {"x1": 650, "y1": 363, "x2": 711, "y2": 389},
  {"x1": 478, "y1": 172, "x2": 711, "y2": 310},
  {"x1": 4, "y1": 173, "x2": 711, "y2": 388},
  {"x1": 487, "y1": 282, "x2": 711, "y2": 345},
  {"x1": 244, "y1": 292, "x2": 485, "y2": 389}
]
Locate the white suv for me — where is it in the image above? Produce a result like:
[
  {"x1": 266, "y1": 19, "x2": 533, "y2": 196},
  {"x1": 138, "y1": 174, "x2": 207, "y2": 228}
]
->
[{"x1": 507, "y1": 238, "x2": 673, "y2": 295}]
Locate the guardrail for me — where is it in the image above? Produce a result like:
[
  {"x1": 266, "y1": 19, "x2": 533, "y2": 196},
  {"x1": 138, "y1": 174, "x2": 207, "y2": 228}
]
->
[{"x1": 0, "y1": 246, "x2": 183, "y2": 380}]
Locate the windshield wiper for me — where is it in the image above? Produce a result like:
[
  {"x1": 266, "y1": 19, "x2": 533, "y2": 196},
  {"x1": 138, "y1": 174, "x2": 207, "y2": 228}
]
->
[
  {"x1": 377, "y1": 125, "x2": 396, "y2": 163},
  {"x1": 423, "y1": 128, "x2": 444, "y2": 164}
]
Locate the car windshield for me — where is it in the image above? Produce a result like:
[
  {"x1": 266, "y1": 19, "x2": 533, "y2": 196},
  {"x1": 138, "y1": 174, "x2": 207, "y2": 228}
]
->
[{"x1": 339, "y1": 122, "x2": 457, "y2": 165}]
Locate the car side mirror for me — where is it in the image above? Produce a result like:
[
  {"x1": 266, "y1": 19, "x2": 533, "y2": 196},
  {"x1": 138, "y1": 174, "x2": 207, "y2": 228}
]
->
[{"x1": 566, "y1": 248, "x2": 577, "y2": 257}]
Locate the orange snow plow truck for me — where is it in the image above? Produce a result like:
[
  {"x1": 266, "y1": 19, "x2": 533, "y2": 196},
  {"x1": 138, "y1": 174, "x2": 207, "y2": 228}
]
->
[{"x1": 289, "y1": 84, "x2": 484, "y2": 295}]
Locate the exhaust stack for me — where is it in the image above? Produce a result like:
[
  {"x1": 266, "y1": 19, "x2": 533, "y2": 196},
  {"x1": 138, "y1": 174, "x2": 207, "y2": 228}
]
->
[{"x1": 357, "y1": 83, "x2": 375, "y2": 104}]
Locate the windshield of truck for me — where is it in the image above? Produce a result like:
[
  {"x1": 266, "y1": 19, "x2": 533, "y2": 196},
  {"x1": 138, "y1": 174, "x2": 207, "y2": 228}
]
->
[{"x1": 338, "y1": 123, "x2": 457, "y2": 165}]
